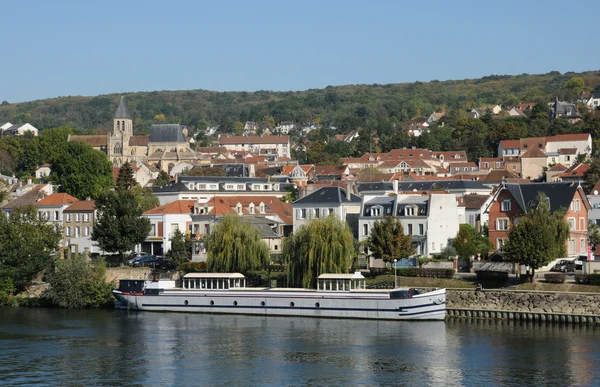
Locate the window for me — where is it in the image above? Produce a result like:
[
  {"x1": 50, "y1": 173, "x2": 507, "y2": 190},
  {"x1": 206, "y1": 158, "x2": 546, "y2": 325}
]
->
[
  {"x1": 75, "y1": 226, "x2": 80, "y2": 238},
  {"x1": 315, "y1": 208, "x2": 321, "y2": 218},
  {"x1": 371, "y1": 206, "x2": 381, "y2": 217},
  {"x1": 84, "y1": 227, "x2": 89, "y2": 237},
  {"x1": 496, "y1": 218, "x2": 509, "y2": 231},
  {"x1": 65, "y1": 227, "x2": 71, "y2": 237},
  {"x1": 249, "y1": 204, "x2": 255, "y2": 214},
  {"x1": 54, "y1": 211, "x2": 59, "y2": 221},
  {"x1": 495, "y1": 162, "x2": 500, "y2": 168},
  {"x1": 418, "y1": 224, "x2": 424, "y2": 235},
  {"x1": 75, "y1": 213, "x2": 80, "y2": 222},
  {"x1": 198, "y1": 184, "x2": 206, "y2": 190},
  {"x1": 237, "y1": 185, "x2": 245, "y2": 190},
  {"x1": 497, "y1": 238, "x2": 506, "y2": 251},
  {"x1": 580, "y1": 238, "x2": 585, "y2": 253},
  {"x1": 431, "y1": 242, "x2": 435, "y2": 252},
  {"x1": 512, "y1": 165, "x2": 516, "y2": 170},
  {"x1": 469, "y1": 215, "x2": 475, "y2": 226},
  {"x1": 83, "y1": 214, "x2": 89, "y2": 222},
  {"x1": 66, "y1": 214, "x2": 71, "y2": 222},
  {"x1": 569, "y1": 239, "x2": 575, "y2": 254},
  {"x1": 328, "y1": 208, "x2": 334, "y2": 216},
  {"x1": 297, "y1": 209, "x2": 306, "y2": 219},
  {"x1": 501, "y1": 199, "x2": 511, "y2": 212},
  {"x1": 226, "y1": 184, "x2": 234, "y2": 190},
  {"x1": 568, "y1": 218, "x2": 576, "y2": 231},
  {"x1": 236, "y1": 204, "x2": 242, "y2": 215},
  {"x1": 363, "y1": 224, "x2": 369, "y2": 236},
  {"x1": 407, "y1": 224, "x2": 413, "y2": 235},
  {"x1": 405, "y1": 207, "x2": 415, "y2": 216},
  {"x1": 150, "y1": 224, "x2": 156, "y2": 236}
]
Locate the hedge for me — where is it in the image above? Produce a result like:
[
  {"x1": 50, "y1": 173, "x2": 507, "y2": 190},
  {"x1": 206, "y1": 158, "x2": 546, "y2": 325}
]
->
[
  {"x1": 476, "y1": 271, "x2": 509, "y2": 281},
  {"x1": 395, "y1": 268, "x2": 454, "y2": 278},
  {"x1": 544, "y1": 273, "x2": 566, "y2": 283},
  {"x1": 180, "y1": 262, "x2": 206, "y2": 273},
  {"x1": 574, "y1": 273, "x2": 600, "y2": 285}
]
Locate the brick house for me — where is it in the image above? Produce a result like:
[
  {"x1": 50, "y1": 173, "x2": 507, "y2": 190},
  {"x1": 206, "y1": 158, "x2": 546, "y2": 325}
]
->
[{"x1": 486, "y1": 182, "x2": 590, "y2": 257}]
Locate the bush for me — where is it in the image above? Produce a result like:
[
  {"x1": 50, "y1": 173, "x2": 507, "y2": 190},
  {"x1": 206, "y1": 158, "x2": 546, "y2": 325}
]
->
[
  {"x1": 180, "y1": 261, "x2": 206, "y2": 273},
  {"x1": 588, "y1": 273, "x2": 600, "y2": 286},
  {"x1": 574, "y1": 274, "x2": 588, "y2": 284},
  {"x1": 395, "y1": 268, "x2": 454, "y2": 278},
  {"x1": 476, "y1": 271, "x2": 509, "y2": 281},
  {"x1": 544, "y1": 273, "x2": 566, "y2": 283},
  {"x1": 0, "y1": 277, "x2": 15, "y2": 306}
]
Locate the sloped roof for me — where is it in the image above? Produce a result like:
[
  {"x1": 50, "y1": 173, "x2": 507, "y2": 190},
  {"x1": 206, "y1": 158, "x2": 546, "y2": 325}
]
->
[
  {"x1": 548, "y1": 133, "x2": 590, "y2": 142},
  {"x1": 548, "y1": 163, "x2": 567, "y2": 172},
  {"x1": 218, "y1": 135, "x2": 289, "y2": 145},
  {"x1": 149, "y1": 124, "x2": 186, "y2": 143},
  {"x1": 462, "y1": 194, "x2": 490, "y2": 209},
  {"x1": 479, "y1": 169, "x2": 519, "y2": 183},
  {"x1": 129, "y1": 136, "x2": 150, "y2": 146},
  {"x1": 68, "y1": 135, "x2": 107, "y2": 147},
  {"x1": 143, "y1": 200, "x2": 195, "y2": 215},
  {"x1": 114, "y1": 96, "x2": 131, "y2": 119},
  {"x1": 64, "y1": 200, "x2": 95, "y2": 212},
  {"x1": 521, "y1": 147, "x2": 546, "y2": 158},
  {"x1": 293, "y1": 186, "x2": 361, "y2": 205},
  {"x1": 500, "y1": 140, "x2": 521, "y2": 149},
  {"x1": 559, "y1": 163, "x2": 590, "y2": 178},
  {"x1": 1, "y1": 185, "x2": 47, "y2": 210},
  {"x1": 504, "y1": 182, "x2": 579, "y2": 213},
  {"x1": 205, "y1": 196, "x2": 293, "y2": 224},
  {"x1": 34, "y1": 193, "x2": 78, "y2": 207}
]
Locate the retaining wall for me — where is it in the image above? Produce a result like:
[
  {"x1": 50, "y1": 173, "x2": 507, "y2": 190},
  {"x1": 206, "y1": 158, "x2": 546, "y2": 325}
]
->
[{"x1": 447, "y1": 289, "x2": 600, "y2": 324}]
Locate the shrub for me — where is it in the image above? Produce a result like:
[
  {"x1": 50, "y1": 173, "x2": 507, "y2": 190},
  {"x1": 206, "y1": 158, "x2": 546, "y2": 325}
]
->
[
  {"x1": 574, "y1": 274, "x2": 588, "y2": 284},
  {"x1": 395, "y1": 268, "x2": 454, "y2": 278},
  {"x1": 180, "y1": 261, "x2": 207, "y2": 273},
  {"x1": 544, "y1": 273, "x2": 566, "y2": 283},
  {"x1": 0, "y1": 277, "x2": 15, "y2": 306},
  {"x1": 588, "y1": 273, "x2": 600, "y2": 286},
  {"x1": 476, "y1": 271, "x2": 509, "y2": 281}
]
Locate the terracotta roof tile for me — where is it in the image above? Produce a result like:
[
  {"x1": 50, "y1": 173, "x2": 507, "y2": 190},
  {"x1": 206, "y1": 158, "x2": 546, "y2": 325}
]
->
[
  {"x1": 143, "y1": 200, "x2": 195, "y2": 215},
  {"x1": 64, "y1": 200, "x2": 95, "y2": 212},
  {"x1": 218, "y1": 135, "x2": 289, "y2": 145},
  {"x1": 34, "y1": 193, "x2": 78, "y2": 207}
]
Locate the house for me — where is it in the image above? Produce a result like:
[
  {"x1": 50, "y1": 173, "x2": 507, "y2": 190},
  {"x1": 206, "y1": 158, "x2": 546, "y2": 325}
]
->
[
  {"x1": 244, "y1": 121, "x2": 260, "y2": 132},
  {"x1": 358, "y1": 192, "x2": 459, "y2": 268},
  {"x1": 461, "y1": 194, "x2": 492, "y2": 232},
  {"x1": 478, "y1": 170, "x2": 523, "y2": 187},
  {"x1": 152, "y1": 176, "x2": 293, "y2": 205},
  {"x1": 63, "y1": 200, "x2": 99, "y2": 254},
  {"x1": 292, "y1": 185, "x2": 361, "y2": 233},
  {"x1": 427, "y1": 111, "x2": 445, "y2": 124},
  {"x1": 275, "y1": 121, "x2": 295, "y2": 134},
  {"x1": 313, "y1": 165, "x2": 350, "y2": 181},
  {"x1": 217, "y1": 135, "x2": 290, "y2": 160},
  {"x1": 557, "y1": 163, "x2": 590, "y2": 183},
  {"x1": 1, "y1": 184, "x2": 50, "y2": 215},
  {"x1": 508, "y1": 108, "x2": 527, "y2": 117},
  {"x1": 35, "y1": 164, "x2": 52, "y2": 180},
  {"x1": 586, "y1": 93, "x2": 600, "y2": 109},
  {"x1": 551, "y1": 96, "x2": 581, "y2": 119},
  {"x1": 520, "y1": 147, "x2": 547, "y2": 180},
  {"x1": 33, "y1": 193, "x2": 79, "y2": 234},
  {"x1": 546, "y1": 163, "x2": 567, "y2": 182},
  {"x1": 486, "y1": 182, "x2": 590, "y2": 257},
  {"x1": 448, "y1": 162, "x2": 478, "y2": 174},
  {"x1": 1, "y1": 122, "x2": 38, "y2": 136},
  {"x1": 478, "y1": 158, "x2": 504, "y2": 171},
  {"x1": 190, "y1": 196, "x2": 293, "y2": 261},
  {"x1": 469, "y1": 105, "x2": 502, "y2": 118},
  {"x1": 498, "y1": 140, "x2": 521, "y2": 160},
  {"x1": 141, "y1": 200, "x2": 195, "y2": 256}
]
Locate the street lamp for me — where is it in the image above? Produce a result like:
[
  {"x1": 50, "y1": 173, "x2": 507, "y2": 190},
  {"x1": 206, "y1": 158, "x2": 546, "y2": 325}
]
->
[{"x1": 393, "y1": 258, "x2": 398, "y2": 289}]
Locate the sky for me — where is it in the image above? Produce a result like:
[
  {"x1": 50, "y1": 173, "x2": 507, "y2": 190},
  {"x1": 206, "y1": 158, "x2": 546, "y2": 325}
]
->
[{"x1": 2, "y1": 0, "x2": 599, "y2": 103}]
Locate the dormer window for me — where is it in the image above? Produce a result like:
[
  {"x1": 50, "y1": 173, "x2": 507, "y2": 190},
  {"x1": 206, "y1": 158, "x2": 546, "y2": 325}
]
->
[
  {"x1": 259, "y1": 202, "x2": 265, "y2": 213},
  {"x1": 405, "y1": 206, "x2": 415, "y2": 216},
  {"x1": 371, "y1": 206, "x2": 382, "y2": 217},
  {"x1": 236, "y1": 203, "x2": 242, "y2": 215},
  {"x1": 249, "y1": 203, "x2": 255, "y2": 214}
]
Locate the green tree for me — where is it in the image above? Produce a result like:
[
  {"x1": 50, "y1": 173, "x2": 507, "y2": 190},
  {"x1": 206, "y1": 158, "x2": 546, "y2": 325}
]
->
[
  {"x1": 366, "y1": 217, "x2": 415, "y2": 262},
  {"x1": 131, "y1": 185, "x2": 160, "y2": 212},
  {"x1": 0, "y1": 179, "x2": 9, "y2": 205},
  {"x1": 166, "y1": 229, "x2": 191, "y2": 282},
  {"x1": 92, "y1": 189, "x2": 152, "y2": 262},
  {"x1": 284, "y1": 216, "x2": 354, "y2": 288},
  {"x1": 155, "y1": 170, "x2": 170, "y2": 187},
  {"x1": 115, "y1": 162, "x2": 137, "y2": 190},
  {"x1": 588, "y1": 221, "x2": 600, "y2": 253},
  {"x1": 0, "y1": 206, "x2": 61, "y2": 291},
  {"x1": 452, "y1": 224, "x2": 492, "y2": 259},
  {"x1": 233, "y1": 121, "x2": 245, "y2": 134},
  {"x1": 206, "y1": 215, "x2": 269, "y2": 274},
  {"x1": 583, "y1": 158, "x2": 600, "y2": 193},
  {"x1": 45, "y1": 256, "x2": 113, "y2": 308},
  {"x1": 50, "y1": 141, "x2": 113, "y2": 199},
  {"x1": 183, "y1": 166, "x2": 226, "y2": 176},
  {"x1": 281, "y1": 184, "x2": 298, "y2": 203},
  {"x1": 504, "y1": 193, "x2": 569, "y2": 281},
  {"x1": 564, "y1": 77, "x2": 585, "y2": 94}
]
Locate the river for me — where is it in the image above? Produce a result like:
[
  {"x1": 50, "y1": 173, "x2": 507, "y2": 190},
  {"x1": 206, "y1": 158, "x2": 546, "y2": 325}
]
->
[{"x1": 0, "y1": 308, "x2": 598, "y2": 386}]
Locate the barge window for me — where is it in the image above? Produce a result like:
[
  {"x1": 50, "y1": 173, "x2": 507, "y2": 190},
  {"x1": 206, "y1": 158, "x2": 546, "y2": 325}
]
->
[
  {"x1": 261, "y1": 301, "x2": 266, "y2": 307},
  {"x1": 210, "y1": 300, "x2": 214, "y2": 306},
  {"x1": 315, "y1": 302, "x2": 320, "y2": 308},
  {"x1": 233, "y1": 301, "x2": 238, "y2": 306},
  {"x1": 290, "y1": 302, "x2": 294, "y2": 307},
  {"x1": 184, "y1": 300, "x2": 188, "y2": 306}
]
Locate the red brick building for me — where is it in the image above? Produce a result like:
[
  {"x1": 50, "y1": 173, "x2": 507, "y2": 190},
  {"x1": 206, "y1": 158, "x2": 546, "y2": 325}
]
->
[{"x1": 486, "y1": 182, "x2": 590, "y2": 257}]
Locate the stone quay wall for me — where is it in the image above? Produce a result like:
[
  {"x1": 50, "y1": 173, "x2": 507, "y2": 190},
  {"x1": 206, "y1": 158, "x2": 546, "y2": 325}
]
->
[{"x1": 447, "y1": 289, "x2": 600, "y2": 324}]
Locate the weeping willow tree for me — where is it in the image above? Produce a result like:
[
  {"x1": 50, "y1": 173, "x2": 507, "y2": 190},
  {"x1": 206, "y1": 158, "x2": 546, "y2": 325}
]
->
[
  {"x1": 206, "y1": 215, "x2": 270, "y2": 274},
  {"x1": 284, "y1": 216, "x2": 355, "y2": 289}
]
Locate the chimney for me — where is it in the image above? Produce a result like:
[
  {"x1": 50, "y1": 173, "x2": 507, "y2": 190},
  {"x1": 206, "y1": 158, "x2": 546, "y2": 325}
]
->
[
  {"x1": 393, "y1": 179, "x2": 398, "y2": 194},
  {"x1": 346, "y1": 181, "x2": 352, "y2": 201}
]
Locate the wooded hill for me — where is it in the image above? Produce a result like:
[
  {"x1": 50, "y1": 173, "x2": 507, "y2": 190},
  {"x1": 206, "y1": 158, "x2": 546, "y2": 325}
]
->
[{"x1": 2, "y1": 70, "x2": 600, "y2": 135}]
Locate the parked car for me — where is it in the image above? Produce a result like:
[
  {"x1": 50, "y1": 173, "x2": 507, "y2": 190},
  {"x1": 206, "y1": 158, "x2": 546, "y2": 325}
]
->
[
  {"x1": 550, "y1": 259, "x2": 575, "y2": 273},
  {"x1": 132, "y1": 255, "x2": 158, "y2": 267},
  {"x1": 127, "y1": 252, "x2": 149, "y2": 266}
]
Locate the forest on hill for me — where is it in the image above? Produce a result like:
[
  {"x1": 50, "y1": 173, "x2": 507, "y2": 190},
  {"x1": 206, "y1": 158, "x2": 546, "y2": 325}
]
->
[{"x1": 1, "y1": 70, "x2": 600, "y2": 136}]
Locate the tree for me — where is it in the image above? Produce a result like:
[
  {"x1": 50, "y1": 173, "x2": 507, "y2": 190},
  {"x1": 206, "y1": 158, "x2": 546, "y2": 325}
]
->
[
  {"x1": 130, "y1": 185, "x2": 160, "y2": 212},
  {"x1": 284, "y1": 216, "x2": 354, "y2": 288},
  {"x1": 366, "y1": 217, "x2": 415, "y2": 262},
  {"x1": 233, "y1": 121, "x2": 245, "y2": 134},
  {"x1": 452, "y1": 224, "x2": 493, "y2": 259},
  {"x1": 206, "y1": 215, "x2": 269, "y2": 274},
  {"x1": 92, "y1": 189, "x2": 152, "y2": 261},
  {"x1": 166, "y1": 229, "x2": 190, "y2": 282},
  {"x1": 45, "y1": 255, "x2": 113, "y2": 308},
  {"x1": 504, "y1": 193, "x2": 569, "y2": 281},
  {"x1": 115, "y1": 162, "x2": 137, "y2": 190},
  {"x1": 564, "y1": 77, "x2": 585, "y2": 94},
  {"x1": 155, "y1": 170, "x2": 170, "y2": 187},
  {"x1": 0, "y1": 179, "x2": 9, "y2": 205},
  {"x1": 588, "y1": 221, "x2": 600, "y2": 253},
  {"x1": 0, "y1": 206, "x2": 61, "y2": 291},
  {"x1": 183, "y1": 166, "x2": 226, "y2": 177},
  {"x1": 50, "y1": 141, "x2": 113, "y2": 200},
  {"x1": 583, "y1": 158, "x2": 600, "y2": 193}
]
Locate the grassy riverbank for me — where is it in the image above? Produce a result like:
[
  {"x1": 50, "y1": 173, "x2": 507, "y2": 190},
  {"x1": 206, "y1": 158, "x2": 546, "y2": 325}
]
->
[
  {"x1": 516, "y1": 282, "x2": 600, "y2": 293},
  {"x1": 366, "y1": 275, "x2": 478, "y2": 289}
]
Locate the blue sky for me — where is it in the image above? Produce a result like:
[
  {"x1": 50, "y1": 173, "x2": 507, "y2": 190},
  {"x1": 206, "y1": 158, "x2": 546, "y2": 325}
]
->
[{"x1": 2, "y1": 0, "x2": 598, "y2": 103}]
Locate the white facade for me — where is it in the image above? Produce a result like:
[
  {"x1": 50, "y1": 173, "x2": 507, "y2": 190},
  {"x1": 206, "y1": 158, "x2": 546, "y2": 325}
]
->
[{"x1": 141, "y1": 213, "x2": 191, "y2": 255}]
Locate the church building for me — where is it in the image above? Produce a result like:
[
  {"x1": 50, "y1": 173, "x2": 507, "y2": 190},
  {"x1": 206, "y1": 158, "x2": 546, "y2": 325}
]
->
[{"x1": 69, "y1": 96, "x2": 197, "y2": 172}]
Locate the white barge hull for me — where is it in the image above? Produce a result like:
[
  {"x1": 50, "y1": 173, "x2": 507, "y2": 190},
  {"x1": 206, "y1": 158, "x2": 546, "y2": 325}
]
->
[{"x1": 112, "y1": 289, "x2": 446, "y2": 321}]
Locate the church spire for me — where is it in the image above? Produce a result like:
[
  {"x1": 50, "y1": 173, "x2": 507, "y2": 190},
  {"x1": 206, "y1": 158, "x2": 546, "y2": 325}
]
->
[{"x1": 114, "y1": 96, "x2": 131, "y2": 119}]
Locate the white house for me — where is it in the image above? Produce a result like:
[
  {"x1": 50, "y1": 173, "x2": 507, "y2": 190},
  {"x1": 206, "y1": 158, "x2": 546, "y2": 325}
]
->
[
  {"x1": 218, "y1": 135, "x2": 290, "y2": 159},
  {"x1": 35, "y1": 164, "x2": 52, "y2": 180},
  {"x1": 140, "y1": 200, "x2": 194, "y2": 256},
  {"x1": 587, "y1": 93, "x2": 600, "y2": 109},
  {"x1": 1, "y1": 122, "x2": 38, "y2": 136}
]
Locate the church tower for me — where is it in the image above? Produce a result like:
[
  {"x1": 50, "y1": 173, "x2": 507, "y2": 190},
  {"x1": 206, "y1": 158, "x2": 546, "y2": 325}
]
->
[{"x1": 108, "y1": 96, "x2": 133, "y2": 166}]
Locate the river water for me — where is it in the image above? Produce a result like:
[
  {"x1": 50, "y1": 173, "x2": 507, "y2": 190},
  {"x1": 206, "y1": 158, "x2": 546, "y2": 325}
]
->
[{"x1": 1, "y1": 308, "x2": 599, "y2": 386}]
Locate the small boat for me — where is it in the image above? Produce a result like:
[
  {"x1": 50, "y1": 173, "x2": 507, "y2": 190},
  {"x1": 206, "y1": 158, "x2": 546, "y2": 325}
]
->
[{"x1": 112, "y1": 272, "x2": 446, "y2": 321}]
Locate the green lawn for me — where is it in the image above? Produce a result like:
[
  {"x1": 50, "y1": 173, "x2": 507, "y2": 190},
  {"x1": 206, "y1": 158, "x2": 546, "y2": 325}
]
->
[{"x1": 366, "y1": 274, "x2": 478, "y2": 289}]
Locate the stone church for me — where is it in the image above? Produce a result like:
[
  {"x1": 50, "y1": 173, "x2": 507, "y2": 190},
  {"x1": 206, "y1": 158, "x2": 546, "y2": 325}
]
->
[{"x1": 69, "y1": 96, "x2": 197, "y2": 172}]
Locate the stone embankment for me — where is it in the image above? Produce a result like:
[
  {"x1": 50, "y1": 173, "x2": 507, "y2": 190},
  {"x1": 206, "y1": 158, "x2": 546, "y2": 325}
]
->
[
  {"x1": 105, "y1": 267, "x2": 179, "y2": 285},
  {"x1": 447, "y1": 289, "x2": 600, "y2": 324}
]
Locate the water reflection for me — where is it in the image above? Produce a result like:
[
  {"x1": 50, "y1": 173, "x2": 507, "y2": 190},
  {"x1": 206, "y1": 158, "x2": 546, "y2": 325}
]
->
[{"x1": 0, "y1": 308, "x2": 599, "y2": 386}]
